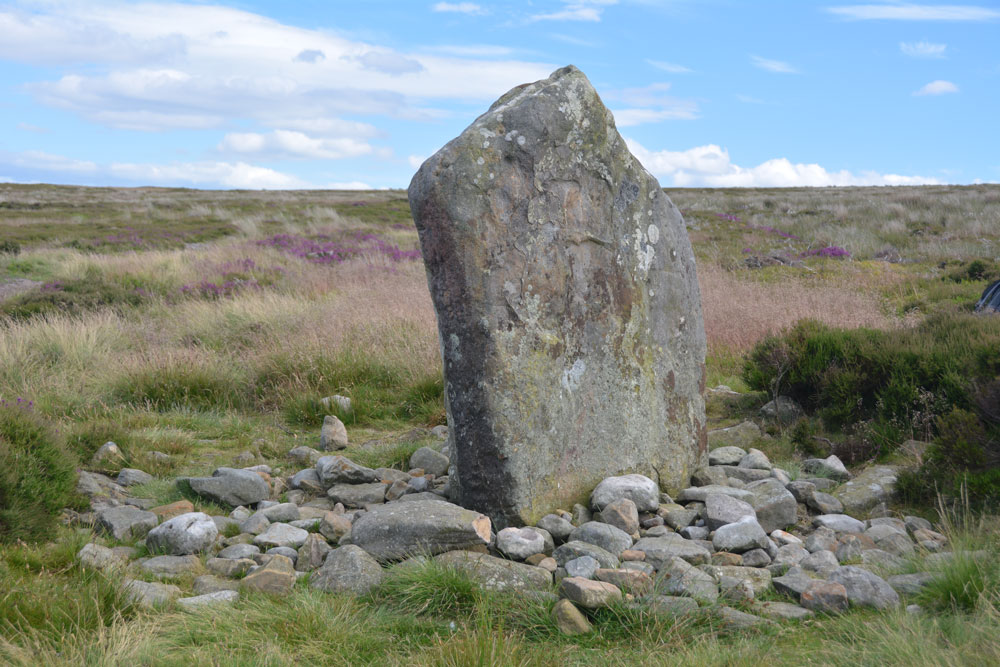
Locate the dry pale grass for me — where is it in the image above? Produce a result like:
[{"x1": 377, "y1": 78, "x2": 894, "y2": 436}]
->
[{"x1": 698, "y1": 263, "x2": 902, "y2": 352}]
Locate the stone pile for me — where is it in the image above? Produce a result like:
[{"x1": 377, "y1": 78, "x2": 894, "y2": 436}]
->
[{"x1": 73, "y1": 430, "x2": 951, "y2": 630}]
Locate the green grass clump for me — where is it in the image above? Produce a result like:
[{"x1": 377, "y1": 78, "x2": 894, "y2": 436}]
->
[
  {"x1": 0, "y1": 274, "x2": 149, "y2": 320},
  {"x1": 111, "y1": 363, "x2": 251, "y2": 413},
  {"x1": 0, "y1": 401, "x2": 80, "y2": 543}
]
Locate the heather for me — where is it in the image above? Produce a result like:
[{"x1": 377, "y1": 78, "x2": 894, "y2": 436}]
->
[{"x1": 1, "y1": 183, "x2": 1000, "y2": 664}]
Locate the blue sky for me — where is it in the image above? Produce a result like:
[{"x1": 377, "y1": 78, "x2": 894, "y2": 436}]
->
[{"x1": 0, "y1": 0, "x2": 997, "y2": 189}]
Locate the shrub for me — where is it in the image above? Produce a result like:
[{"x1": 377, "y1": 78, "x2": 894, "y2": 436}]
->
[
  {"x1": 0, "y1": 239, "x2": 20, "y2": 255},
  {"x1": 0, "y1": 401, "x2": 79, "y2": 543}
]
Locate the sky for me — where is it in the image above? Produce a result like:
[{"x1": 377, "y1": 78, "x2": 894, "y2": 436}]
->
[{"x1": 0, "y1": 0, "x2": 998, "y2": 190}]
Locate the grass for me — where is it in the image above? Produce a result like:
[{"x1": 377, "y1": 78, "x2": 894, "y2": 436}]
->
[{"x1": 2, "y1": 183, "x2": 1000, "y2": 663}]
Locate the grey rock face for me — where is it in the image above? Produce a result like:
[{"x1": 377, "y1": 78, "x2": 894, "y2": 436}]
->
[
  {"x1": 677, "y1": 485, "x2": 753, "y2": 503},
  {"x1": 77, "y1": 543, "x2": 127, "y2": 570},
  {"x1": 316, "y1": 456, "x2": 377, "y2": 487},
  {"x1": 218, "y1": 543, "x2": 260, "y2": 560},
  {"x1": 708, "y1": 445, "x2": 747, "y2": 467},
  {"x1": 832, "y1": 465, "x2": 899, "y2": 517},
  {"x1": 438, "y1": 551, "x2": 552, "y2": 592},
  {"x1": 319, "y1": 415, "x2": 349, "y2": 451},
  {"x1": 600, "y1": 497, "x2": 639, "y2": 535},
  {"x1": 553, "y1": 541, "x2": 620, "y2": 569},
  {"x1": 712, "y1": 516, "x2": 769, "y2": 554},
  {"x1": 704, "y1": 493, "x2": 756, "y2": 530},
  {"x1": 590, "y1": 474, "x2": 660, "y2": 513},
  {"x1": 537, "y1": 514, "x2": 574, "y2": 544},
  {"x1": 253, "y1": 523, "x2": 310, "y2": 550},
  {"x1": 124, "y1": 579, "x2": 181, "y2": 608},
  {"x1": 409, "y1": 447, "x2": 450, "y2": 477},
  {"x1": 813, "y1": 514, "x2": 865, "y2": 534},
  {"x1": 808, "y1": 492, "x2": 844, "y2": 515},
  {"x1": 96, "y1": 506, "x2": 158, "y2": 540},
  {"x1": 116, "y1": 468, "x2": 153, "y2": 486},
  {"x1": 350, "y1": 500, "x2": 491, "y2": 562},
  {"x1": 633, "y1": 535, "x2": 711, "y2": 567},
  {"x1": 655, "y1": 556, "x2": 718, "y2": 603},
  {"x1": 497, "y1": 527, "x2": 547, "y2": 560},
  {"x1": 744, "y1": 478, "x2": 798, "y2": 533},
  {"x1": 828, "y1": 565, "x2": 900, "y2": 609},
  {"x1": 186, "y1": 468, "x2": 270, "y2": 507},
  {"x1": 177, "y1": 590, "x2": 239, "y2": 610},
  {"x1": 327, "y1": 483, "x2": 386, "y2": 508},
  {"x1": 565, "y1": 555, "x2": 600, "y2": 579},
  {"x1": 309, "y1": 545, "x2": 383, "y2": 595},
  {"x1": 569, "y1": 521, "x2": 633, "y2": 557},
  {"x1": 408, "y1": 65, "x2": 706, "y2": 527},
  {"x1": 140, "y1": 555, "x2": 202, "y2": 578},
  {"x1": 146, "y1": 512, "x2": 219, "y2": 555},
  {"x1": 802, "y1": 455, "x2": 850, "y2": 482}
]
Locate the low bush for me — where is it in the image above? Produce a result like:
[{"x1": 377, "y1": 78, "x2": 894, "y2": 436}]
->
[
  {"x1": 0, "y1": 400, "x2": 79, "y2": 543},
  {"x1": 744, "y1": 311, "x2": 1000, "y2": 503},
  {"x1": 0, "y1": 275, "x2": 149, "y2": 320},
  {"x1": 0, "y1": 240, "x2": 20, "y2": 255}
]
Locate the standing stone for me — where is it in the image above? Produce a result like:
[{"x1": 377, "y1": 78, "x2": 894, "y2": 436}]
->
[{"x1": 408, "y1": 65, "x2": 707, "y2": 527}]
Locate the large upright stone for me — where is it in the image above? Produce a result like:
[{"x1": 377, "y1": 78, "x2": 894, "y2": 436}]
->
[{"x1": 408, "y1": 65, "x2": 706, "y2": 527}]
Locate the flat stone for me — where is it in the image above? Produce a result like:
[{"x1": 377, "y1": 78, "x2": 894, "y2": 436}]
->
[
  {"x1": 240, "y1": 554, "x2": 296, "y2": 595},
  {"x1": 594, "y1": 568, "x2": 654, "y2": 595},
  {"x1": 804, "y1": 526, "x2": 838, "y2": 553},
  {"x1": 559, "y1": 577, "x2": 622, "y2": 609},
  {"x1": 664, "y1": 508, "x2": 700, "y2": 530},
  {"x1": 655, "y1": 556, "x2": 718, "y2": 603},
  {"x1": 123, "y1": 579, "x2": 181, "y2": 608},
  {"x1": 755, "y1": 600, "x2": 813, "y2": 620},
  {"x1": 77, "y1": 543, "x2": 127, "y2": 570},
  {"x1": 253, "y1": 523, "x2": 310, "y2": 550},
  {"x1": 717, "y1": 466, "x2": 772, "y2": 483},
  {"x1": 832, "y1": 465, "x2": 899, "y2": 517},
  {"x1": 240, "y1": 512, "x2": 270, "y2": 535},
  {"x1": 738, "y1": 448, "x2": 772, "y2": 471},
  {"x1": 801, "y1": 580, "x2": 849, "y2": 614},
  {"x1": 309, "y1": 545, "x2": 383, "y2": 595},
  {"x1": 565, "y1": 555, "x2": 600, "y2": 579},
  {"x1": 802, "y1": 455, "x2": 850, "y2": 482},
  {"x1": 185, "y1": 468, "x2": 270, "y2": 507},
  {"x1": 192, "y1": 575, "x2": 240, "y2": 595},
  {"x1": 741, "y1": 548, "x2": 771, "y2": 568},
  {"x1": 139, "y1": 554, "x2": 202, "y2": 578},
  {"x1": 812, "y1": 514, "x2": 866, "y2": 534},
  {"x1": 553, "y1": 541, "x2": 620, "y2": 569},
  {"x1": 497, "y1": 527, "x2": 547, "y2": 560},
  {"x1": 800, "y1": 549, "x2": 839, "y2": 577},
  {"x1": 350, "y1": 500, "x2": 491, "y2": 562},
  {"x1": 677, "y1": 485, "x2": 754, "y2": 504},
  {"x1": 828, "y1": 565, "x2": 900, "y2": 609},
  {"x1": 591, "y1": 475, "x2": 661, "y2": 513},
  {"x1": 786, "y1": 480, "x2": 816, "y2": 504},
  {"x1": 633, "y1": 535, "x2": 711, "y2": 567},
  {"x1": 888, "y1": 572, "x2": 936, "y2": 596},
  {"x1": 569, "y1": 521, "x2": 633, "y2": 557},
  {"x1": 744, "y1": 478, "x2": 797, "y2": 533},
  {"x1": 261, "y1": 503, "x2": 300, "y2": 523},
  {"x1": 536, "y1": 514, "x2": 574, "y2": 544},
  {"x1": 717, "y1": 606, "x2": 771, "y2": 629},
  {"x1": 808, "y1": 492, "x2": 844, "y2": 515},
  {"x1": 327, "y1": 482, "x2": 386, "y2": 508},
  {"x1": 712, "y1": 516, "x2": 769, "y2": 554},
  {"x1": 552, "y1": 599, "x2": 592, "y2": 635},
  {"x1": 409, "y1": 65, "x2": 706, "y2": 526},
  {"x1": 704, "y1": 493, "x2": 756, "y2": 530},
  {"x1": 436, "y1": 550, "x2": 552, "y2": 591},
  {"x1": 772, "y1": 570, "x2": 818, "y2": 598},
  {"x1": 319, "y1": 511, "x2": 352, "y2": 542},
  {"x1": 409, "y1": 447, "x2": 450, "y2": 477},
  {"x1": 146, "y1": 512, "x2": 218, "y2": 555},
  {"x1": 316, "y1": 456, "x2": 376, "y2": 486},
  {"x1": 708, "y1": 421, "x2": 760, "y2": 450},
  {"x1": 116, "y1": 468, "x2": 153, "y2": 486},
  {"x1": 206, "y1": 557, "x2": 255, "y2": 578},
  {"x1": 96, "y1": 506, "x2": 158, "y2": 540},
  {"x1": 177, "y1": 590, "x2": 239, "y2": 610},
  {"x1": 708, "y1": 445, "x2": 748, "y2": 466}
]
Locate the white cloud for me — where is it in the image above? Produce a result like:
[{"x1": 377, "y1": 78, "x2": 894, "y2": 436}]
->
[
  {"x1": 2, "y1": 3, "x2": 555, "y2": 133},
  {"x1": 408, "y1": 154, "x2": 427, "y2": 168},
  {"x1": 914, "y1": 79, "x2": 959, "y2": 95},
  {"x1": 549, "y1": 33, "x2": 598, "y2": 47},
  {"x1": 432, "y1": 3, "x2": 485, "y2": 14},
  {"x1": 751, "y1": 55, "x2": 798, "y2": 73},
  {"x1": 13, "y1": 150, "x2": 98, "y2": 173},
  {"x1": 606, "y1": 82, "x2": 699, "y2": 125},
  {"x1": 828, "y1": 4, "x2": 1000, "y2": 21},
  {"x1": 626, "y1": 140, "x2": 941, "y2": 187},
  {"x1": 646, "y1": 59, "x2": 692, "y2": 73},
  {"x1": 109, "y1": 161, "x2": 306, "y2": 189},
  {"x1": 900, "y1": 41, "x2": 947, "y2": 57},
  {"x1": 218, "y1": 130, "x2": 374, "y2": 160},
  {"x1": 735, "y1": 94, "x2": 766, "y2": 104},
  {"x1": 530, "y1": 1, "x2": 618, "y2": 23},
  {"x1": 423, "y1": 44, "x2": 513, "y2": 57}
]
